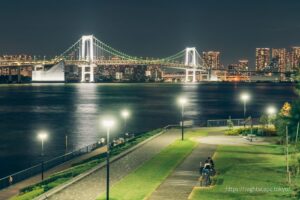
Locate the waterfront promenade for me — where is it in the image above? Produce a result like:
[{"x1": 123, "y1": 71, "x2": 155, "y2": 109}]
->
[
  {"x1": 46, "y1": 129, "x2": 180, "y2": 200},
  {"x1": 2, "y1": 127, "x2": 269, "y2": 200},
  {"x1": 0, "y1": 146, "x2": 107, "y2": 200}
]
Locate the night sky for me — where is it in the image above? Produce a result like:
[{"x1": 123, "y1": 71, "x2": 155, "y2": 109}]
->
[{"x1": 1, "y1": 0, "x2": 300, "y2": 67}]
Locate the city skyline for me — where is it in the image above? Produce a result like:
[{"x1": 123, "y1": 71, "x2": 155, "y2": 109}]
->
[
  {"x1": 1, "y1": 1, "x2": 300, "y2": 199},
  {"x1": 2, "y1": 45, "x2": 300, "y2": 72},
  {"x1": 1, "y1": 0, "x2": 300, "y2": 67}
]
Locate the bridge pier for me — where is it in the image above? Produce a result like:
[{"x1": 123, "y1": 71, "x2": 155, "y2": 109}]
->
[
  {"x1": 8, "y1": 68, "x2": 12, "y2": 83},
  {"x1": 17, "y1": 67, "x2": 21, "y2": 83},
  {"x1": 80, "y1": 64, "x2": 95, "y2": 83},
  {"x1": 80, "y1": 66, "x2": 85, "y2": 82},
  {"x1": 192, "y1": 69, "x2": 196, "y2": 82},
  {"x1": 185, "y1": 69, "x2": 197, "y2": 83}
]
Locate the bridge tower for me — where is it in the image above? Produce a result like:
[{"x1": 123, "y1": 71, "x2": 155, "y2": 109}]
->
[
  {"x1": 79, "y1": 35, "x2": 95, "y2": 82},
  {"x1": 185, "y1": 47, "x2": 197, "y2": 82}
]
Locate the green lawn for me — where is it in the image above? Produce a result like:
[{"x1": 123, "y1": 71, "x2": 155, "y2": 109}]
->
[{"x1": 190, "y1": 144, "x2": 294, "y2": 200}]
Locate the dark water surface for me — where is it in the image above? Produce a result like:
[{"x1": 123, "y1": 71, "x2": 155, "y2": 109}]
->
[{"x1": 0, "y1": 82, "x2": 297, "y2": 178}]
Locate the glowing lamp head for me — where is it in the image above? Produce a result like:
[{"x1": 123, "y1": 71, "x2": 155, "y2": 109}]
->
[
  {"x1": 178, "y1": 97, "x2": 187, "y2": 106},
  {"x1": 102, "y1": 118, "x2": 115, "y2": 129},
  {"x1": 38, "y1": 132, "x2": 48, "y2": 141},
  {"x1": 240, "y1": 93, "x2": 250, "y2": 102},
  {"x1": 121, "y1": 109, "x2": 130, "y2": 119},
  {"x1": 267, "y1": 106, "x2": 276, "y2": 115}
]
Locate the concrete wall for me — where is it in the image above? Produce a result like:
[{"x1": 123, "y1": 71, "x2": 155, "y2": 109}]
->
[{"x1": 32, "y1": 62, "x2": 65, "y2": 82}]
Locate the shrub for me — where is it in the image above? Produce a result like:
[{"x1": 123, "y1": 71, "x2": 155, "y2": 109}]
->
[
  {"x1": 224, "y1": 129, "x2": 240, "y2": 136},
  {"x1": 224, "y1": 127, "x2": 277, "y2": 136},
  {"x1": 227, "y1": 119, "x2": 234, "y2": 130},
  {"x1": 263, "y1": 127, "x2": 277, "y2": 136},
  {"x1": 10, "y1": 188, "x2": 44, "y2": 200}
]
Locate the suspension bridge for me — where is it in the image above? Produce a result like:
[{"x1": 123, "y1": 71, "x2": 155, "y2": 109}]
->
[
  {"x1": 0, "y1": 35, "x2": 209, "y2": 82},
  {"x1": 60, "y1": 35, "x2": 208, "y2": 82}
]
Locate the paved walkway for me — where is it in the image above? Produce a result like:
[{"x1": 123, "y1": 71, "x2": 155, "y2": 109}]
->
[
  {"x1": 47, "y1": 129, "x2": 180, "y2": 200},
  {"x1": 148, "y1": 143, "x2": 216, "y2": 200},
  {"x1": 0, "y1": 146, "x2": 107, "y2": 200},
  {"x1": 199, "y1": 135, "x2": 272, "y2": 146},
  {"x1": 148, "y1": 128, "x2": 272, "y2": 200}
]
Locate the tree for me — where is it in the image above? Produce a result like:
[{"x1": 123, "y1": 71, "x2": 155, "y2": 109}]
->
[
  {"x1": 274, "y1": 70, "x2": 300, "y2": 184},
  {"x1": 289, "y1": 70, "x2": 300, "y2": 142},
  {"x1": 227, "y1": 118, "x2": 234, "y2": 130},
  {"x1": 281, "y1": 102, "x2": 292, "y2": 117},
  {"x1": 275, "y1": 103, "x2": 291, "y2": 142},
  {"x1": 259, "y1": 114, "x2": 268, "y2": 128}
]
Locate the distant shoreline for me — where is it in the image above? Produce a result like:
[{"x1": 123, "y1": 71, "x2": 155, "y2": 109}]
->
[{"x1": 0, "y1": 81, "x2": 297, "y2": 85}]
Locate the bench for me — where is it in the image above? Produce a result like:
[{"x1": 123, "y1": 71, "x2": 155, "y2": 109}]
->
[{"x1": 243, "y1": 134, "x2": 256, "y2": 142}]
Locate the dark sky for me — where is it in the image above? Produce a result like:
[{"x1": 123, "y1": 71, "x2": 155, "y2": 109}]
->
[{"x1": 1, "y1": 0, "x2": 300, "y2": 67}]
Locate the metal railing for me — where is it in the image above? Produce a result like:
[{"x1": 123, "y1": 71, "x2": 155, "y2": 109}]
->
[
  {"x1": 0, "y1": 141, "x2": 104, "y2": 190},
  {"x1": 206, "y1": 118, "x2": 259, "y2": 127},
  {"x1": 0, "y1": 127, "x2": 168, "y2": 191},
  {"x1": 207, "y1": 118, "x2": 244, "y2": 127}
]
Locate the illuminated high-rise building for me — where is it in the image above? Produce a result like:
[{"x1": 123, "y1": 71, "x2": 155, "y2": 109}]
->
[
  {"x1": 238, "y1": 59, "x2": 249, "y2": 71},
  {"x1": 255, "y1": 48, "x2": 270, "y2": 71},
  {"x1": 291, "y1": 47, "x2": 300, "y2": 70},
  {"x1": 272, "y1": 48, "x2": 286, "y2": 73},
  {"x1": 203, "y1": 51, "x2": 221, "y2": 70},
  {"x1": 286, "y1": 51, "x2": 293, "y2": 72}
]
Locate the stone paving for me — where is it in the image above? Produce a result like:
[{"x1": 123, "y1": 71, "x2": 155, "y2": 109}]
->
[
  {"x1": 147, "y1": 143, "x2": 217, "y2": 200},
  {"x1": 47, "y1": 129, "x2": 180, "y2": 200}
]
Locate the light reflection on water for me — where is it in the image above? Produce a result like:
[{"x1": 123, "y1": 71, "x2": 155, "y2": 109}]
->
[
  {"x1": 0, "y1": 82, "x2": 297, "y2": 177},
  {"x1": 74, "y1": 84, "x2": 99, "y2": 150}
]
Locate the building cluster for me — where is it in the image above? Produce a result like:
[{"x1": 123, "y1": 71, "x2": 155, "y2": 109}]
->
[
  {"x1": 202, "y1": 51, "x2": 221, "y2": 70},
  {"x1": 200, "y1": 47, "x2": 300, "y2": 82},
  {"x1": 0, "y1": 55, "x2": 33, "y2": 61},
  {"x1": 255, "y1": 47, "x2": 300, "y2": 72},
  {"x1": 201, "y1": 47, "x2": 300, "y2": 74}
]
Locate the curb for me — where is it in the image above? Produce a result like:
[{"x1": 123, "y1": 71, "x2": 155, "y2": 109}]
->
[{"x1": 34, "y1": 126, "x2": 173, "y2": 200}]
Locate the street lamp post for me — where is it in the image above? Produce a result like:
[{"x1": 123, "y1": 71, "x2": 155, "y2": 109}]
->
[
  {"x1": 102, "y1": 118, "x2": 115, "y2": 200},
  {"x1": 37, "y1": 132, "x2": 48, "y2": 181},
  {"x1": 121, "y1": 109, "x2": 130, "y2": 136},
  {"x1": 65, "y1": 134, "x2": 68, "y2": 153},
  {"x1": 240, "y1": 93, "x2": 250, "y2": 127},
  {"x1": 178, "y1": 97, "x2": 187, "y2": 141},
  {"x1": 266, "y1": 106, "x2": 276, "y2": 127}
]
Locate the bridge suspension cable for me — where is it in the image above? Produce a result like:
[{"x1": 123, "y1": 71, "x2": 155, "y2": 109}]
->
[{"x1": 56, "y1": 35, "x2": 208, "y2": 70}]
